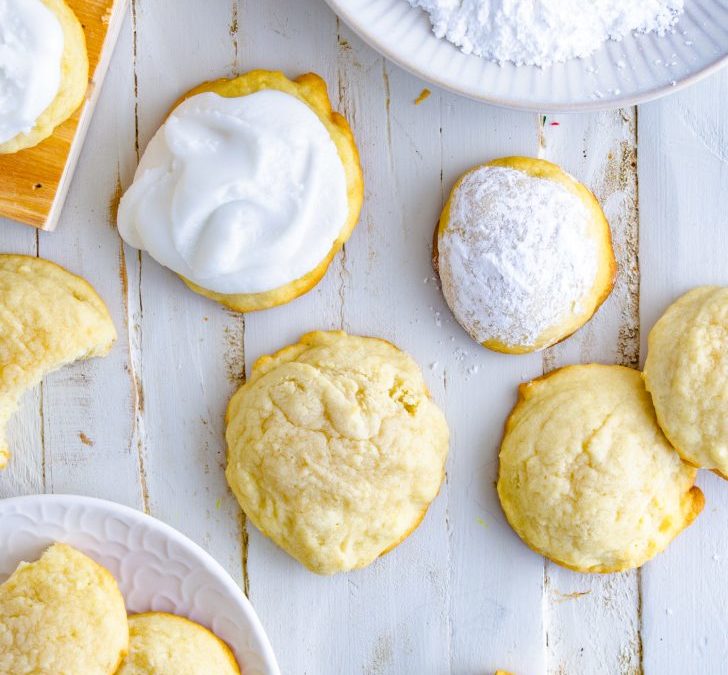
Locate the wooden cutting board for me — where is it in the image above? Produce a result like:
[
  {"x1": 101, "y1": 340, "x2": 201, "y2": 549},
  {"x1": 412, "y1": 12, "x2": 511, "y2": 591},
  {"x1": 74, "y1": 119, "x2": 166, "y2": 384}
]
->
[{"x1": 0, "y1": 0, "x2": 128, "y2": 230}]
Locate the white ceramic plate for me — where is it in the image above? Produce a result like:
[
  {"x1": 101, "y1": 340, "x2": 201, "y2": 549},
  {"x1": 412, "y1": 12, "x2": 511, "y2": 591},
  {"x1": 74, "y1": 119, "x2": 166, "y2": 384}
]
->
[
  {"x1": 325, "y1": 0, "x2": 728, "y2": 111},
  {"x1": 0, "y1": 494, "x2": 280, "y2": 675}
]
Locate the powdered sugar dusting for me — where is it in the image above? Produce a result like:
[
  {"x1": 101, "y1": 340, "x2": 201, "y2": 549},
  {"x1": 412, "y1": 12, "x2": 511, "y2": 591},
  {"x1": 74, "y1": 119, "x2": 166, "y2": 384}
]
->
[
  {"x1": 439, "y1": 166, "x2": 598, "y2": 348},
  {"x1": 407, "y1": 0, "x2": 684, "y2": 66}
]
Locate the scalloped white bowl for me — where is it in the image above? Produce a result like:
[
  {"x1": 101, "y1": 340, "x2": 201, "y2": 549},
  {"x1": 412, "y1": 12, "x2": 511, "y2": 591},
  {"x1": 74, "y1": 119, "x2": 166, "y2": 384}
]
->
[
  {"x1": 0, "y1": 494, "x2": 280, "y2": 675},
  {"x1": 324, "y1": 0, "x2": 728, "y2": 111}
]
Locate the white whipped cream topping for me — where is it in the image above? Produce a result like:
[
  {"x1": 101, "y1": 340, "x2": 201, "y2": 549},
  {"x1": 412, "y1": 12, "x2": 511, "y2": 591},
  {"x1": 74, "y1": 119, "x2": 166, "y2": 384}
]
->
[
  {"x1": 118, "y1": 90, "x2": 349, "y2": 295},
  {"x1": 0, "y1": 0, "x2": 64, "y2": 144}
]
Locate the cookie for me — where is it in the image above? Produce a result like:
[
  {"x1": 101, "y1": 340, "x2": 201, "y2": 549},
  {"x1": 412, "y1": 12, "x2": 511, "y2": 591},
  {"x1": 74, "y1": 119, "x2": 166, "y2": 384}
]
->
[
  {"x1": 497, "y1": 364, "x2": 703, "y2": 572},
  {"x1": 0, "y1": 255, "x2": 116, "y2": 468},
  {"x1": 644, "y1": 286, "x2": 728, "y2": 477},
  {"x1": 434, "y1": 157, "x2": 615, "y2": 353},
  {"x1": 116, "y1": 612, "x2": 239, "y2": 675},
  {"x1": 0, "y1": 0, "x2": 88, "y2": 154},
  {"x1": 225, "y1": 330, "x2": 449, "y2": 574},
  {"x1": 118, "y1": 70, "x2": 363, "y2": 312},
  {"x1": 0, "y1": 543, "x2": 128, "y2": 674}
]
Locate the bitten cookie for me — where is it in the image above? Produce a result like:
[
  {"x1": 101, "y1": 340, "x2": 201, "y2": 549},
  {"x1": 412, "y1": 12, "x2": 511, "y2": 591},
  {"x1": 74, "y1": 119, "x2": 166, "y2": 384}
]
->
[
  {"x1": 643, "y1": 286, "x2": 728, "y2": 477},
  {"x1": 118, "y1": 70, "x2": 363, "y2": 312},
  {"x1": 225, "y1": 330, "x2": 449, "y2": 574},
  {"x1": 0, "y1": 543, "x2": 128, "y2": 674},
  {"x1": 0, "y1": 0, "x2": 88, "y2": 154},
  {"x1": 116, "y1": 612, "x2": 240, "y2": 675},
  {"x1": 0, "y1": 255, "x2": 116, "y2": 468},
  {"x1": 497, "y1": 365, "x2": 704, "y2": 573},
  {"x1": 434, "y1": 157, "x2": 615, "y2": 353}
]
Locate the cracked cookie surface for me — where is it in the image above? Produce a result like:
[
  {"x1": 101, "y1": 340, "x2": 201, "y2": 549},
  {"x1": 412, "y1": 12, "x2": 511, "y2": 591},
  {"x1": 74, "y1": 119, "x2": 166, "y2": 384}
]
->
[
  {"x1": 225, "y1": 330, "x2": 449, "y2": 574},
  {"x1": 497, "y1": 364, "x2": 703, "y2": 573},
  {"x1": 644, "y1": 286, "x2": 728, "y2": 477},
  {"x1": 0, "y1": 543, "x2": 128, "y2": 675},
  {"x1": 0, "y1": 255, "x2": 116, "y2": 468}
]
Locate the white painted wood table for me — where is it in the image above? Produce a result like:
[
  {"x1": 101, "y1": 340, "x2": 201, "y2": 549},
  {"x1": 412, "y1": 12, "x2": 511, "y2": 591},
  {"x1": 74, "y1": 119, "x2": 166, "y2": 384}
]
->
[{"x1": 1, "y1": 2, "x2": 727, "y2": 673}]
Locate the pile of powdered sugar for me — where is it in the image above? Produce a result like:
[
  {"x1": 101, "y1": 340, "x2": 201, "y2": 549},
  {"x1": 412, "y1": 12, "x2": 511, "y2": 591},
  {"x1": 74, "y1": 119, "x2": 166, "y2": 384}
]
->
[
  {"x1": 407, "y1": 0, "x2": 684, "y2": 66},
  {"x1": 438, "y1": 166, "x2": 598, "y2": 348}
]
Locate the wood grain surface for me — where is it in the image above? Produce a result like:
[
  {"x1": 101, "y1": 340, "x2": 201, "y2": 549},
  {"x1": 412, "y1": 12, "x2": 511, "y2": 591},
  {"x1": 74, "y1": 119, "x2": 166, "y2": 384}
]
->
[
  {"x1": 0, "y1": 2, "x2": 727, "y2": 673},
  {"x1": 0, "y1": 0, "x2": 126, "y2": 230}
]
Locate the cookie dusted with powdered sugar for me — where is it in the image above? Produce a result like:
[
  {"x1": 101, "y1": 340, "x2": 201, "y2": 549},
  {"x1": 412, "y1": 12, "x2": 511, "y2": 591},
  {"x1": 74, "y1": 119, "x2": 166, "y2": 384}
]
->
[{"x1": 434, "y1": 157, "x2": 615, "y2": 354}]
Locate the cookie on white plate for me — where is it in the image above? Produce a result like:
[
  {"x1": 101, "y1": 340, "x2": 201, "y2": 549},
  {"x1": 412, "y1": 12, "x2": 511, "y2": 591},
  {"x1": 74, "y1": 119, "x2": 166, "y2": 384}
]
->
[
  {"x1": 0, "y1": 543, "x2": 128, "y2": 674},
  {"x1": 117, "y1": 612, "x2": 240, "y2": 675}
]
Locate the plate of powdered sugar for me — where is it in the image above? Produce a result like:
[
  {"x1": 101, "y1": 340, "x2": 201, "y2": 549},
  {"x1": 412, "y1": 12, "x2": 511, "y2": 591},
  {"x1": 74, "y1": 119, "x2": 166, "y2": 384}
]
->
[{"x1": 324, "y1": 0, "x2": 728, "y2": 111}]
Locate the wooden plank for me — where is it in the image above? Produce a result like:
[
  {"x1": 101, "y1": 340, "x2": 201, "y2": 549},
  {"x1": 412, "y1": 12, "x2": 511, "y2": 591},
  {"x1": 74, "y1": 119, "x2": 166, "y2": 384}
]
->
[
  {"x1": 32, "y1": 9, "x2": 143, "y2": 508},
  {"x1": 639, "y1": 69, "x2": 728, "y2": 674},
  {"x1": 322, "y1": 34, "x2": 452, "y2": 675},
  {"x1": 439, "y1": 99, "x2": 546, "y2": 675},
  {"x1": 539, "y1": 109, "x2": 642, "y2": 675},
  {"x1": 0, "y1": 0, "x2": 128, "y2": 230},
  {"x1": 130, "y1": 0, "x2": 246, "y2": 587},
  {"x1": 235, "y1": 3, "x2": 350, "y2": 673}
]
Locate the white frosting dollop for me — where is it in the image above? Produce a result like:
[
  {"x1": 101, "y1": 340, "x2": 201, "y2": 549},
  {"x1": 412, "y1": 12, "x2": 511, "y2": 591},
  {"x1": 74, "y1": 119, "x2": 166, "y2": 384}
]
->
[
  {"x1": 0, "y1": 0, "x2": 64, "y2": 144},
  {"x1": 118, "y1": 90, "x2": 349, "y2": 295}
]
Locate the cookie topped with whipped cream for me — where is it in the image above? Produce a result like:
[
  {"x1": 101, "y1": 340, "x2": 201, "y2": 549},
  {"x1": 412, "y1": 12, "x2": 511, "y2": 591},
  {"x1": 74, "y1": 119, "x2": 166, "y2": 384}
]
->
[
  {"x1": 118, "y1": 70, "x2": 363, "y2": 312},
  {"x1": 434, "y1": 157, "x2": 616, "y2": 353},
  {"x1": 0, "y1": 0, "x2": 88, "y2": 154}
]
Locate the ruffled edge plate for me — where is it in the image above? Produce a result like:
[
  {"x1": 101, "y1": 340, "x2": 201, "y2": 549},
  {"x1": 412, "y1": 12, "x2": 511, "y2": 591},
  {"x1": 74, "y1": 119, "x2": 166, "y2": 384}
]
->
[{"x1": 0, "y1": 493, "x2": 280, "y2": 675}]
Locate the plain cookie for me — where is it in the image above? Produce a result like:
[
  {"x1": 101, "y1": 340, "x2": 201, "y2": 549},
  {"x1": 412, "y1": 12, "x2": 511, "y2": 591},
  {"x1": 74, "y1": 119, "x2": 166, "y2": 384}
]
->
[
  {"x1": 0, "y1": 543, "x2": 128, "y2": 675},
  {"x1": 644, "y1": 286, "x2": 728, "y2": 477},
  {"x1": 0, "y1": 255, "x2": 116, "y2": 468},
  {"x1": 225, "y1": 330, "x2": 449, "y2": 574},
  {"x1": 497, "y1": 364, "x2": 704, "y2": 573},
  {"x1": 116, "y1": 612, "x2": 240, "y2": 675}
]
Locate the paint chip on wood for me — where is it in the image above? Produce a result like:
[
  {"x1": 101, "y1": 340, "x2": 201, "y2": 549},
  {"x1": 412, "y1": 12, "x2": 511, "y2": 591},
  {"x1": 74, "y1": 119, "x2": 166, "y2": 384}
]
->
[{"x1": 415, "y1": 88, "x2": 431, "y2": 105}]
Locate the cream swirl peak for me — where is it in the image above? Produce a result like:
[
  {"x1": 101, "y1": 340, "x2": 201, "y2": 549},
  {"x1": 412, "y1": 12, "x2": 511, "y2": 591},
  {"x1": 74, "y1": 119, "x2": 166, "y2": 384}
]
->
[
  {"x1": 117, "y1": 90, "x2": 349, "y2": 295},
  {"x1": 0, "y1": 0, "x2": 65, "y2": 144}
]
